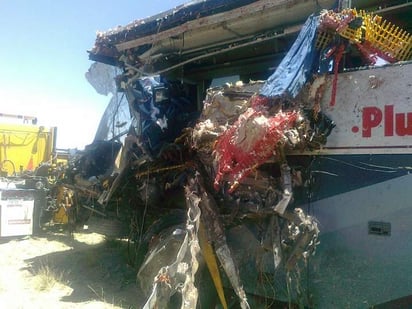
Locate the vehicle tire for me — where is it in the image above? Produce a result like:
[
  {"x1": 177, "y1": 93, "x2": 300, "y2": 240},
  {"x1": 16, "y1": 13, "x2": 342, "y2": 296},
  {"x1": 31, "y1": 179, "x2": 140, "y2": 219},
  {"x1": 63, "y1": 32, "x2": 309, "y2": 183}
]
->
[{"x1": 32, "y1": 194, "x2": 45, "y2": 236}]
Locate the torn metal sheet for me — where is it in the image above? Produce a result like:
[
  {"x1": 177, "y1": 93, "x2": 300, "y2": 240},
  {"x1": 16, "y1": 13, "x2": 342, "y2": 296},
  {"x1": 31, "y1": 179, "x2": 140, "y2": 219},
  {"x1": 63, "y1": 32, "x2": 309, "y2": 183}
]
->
[
  {"x1": 89, "y1": 0, "x2": 335, "y2": 74},
  {"x1": 139, "y1": 191, "x2": 201, "y2": 309}
]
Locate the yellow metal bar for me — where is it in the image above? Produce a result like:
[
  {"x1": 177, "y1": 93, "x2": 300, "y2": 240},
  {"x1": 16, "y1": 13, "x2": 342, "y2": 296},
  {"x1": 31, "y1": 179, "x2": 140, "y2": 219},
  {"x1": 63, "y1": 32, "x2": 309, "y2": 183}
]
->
[{"x1": 198, "y1": 221, "x2": 228, "y2": 309}]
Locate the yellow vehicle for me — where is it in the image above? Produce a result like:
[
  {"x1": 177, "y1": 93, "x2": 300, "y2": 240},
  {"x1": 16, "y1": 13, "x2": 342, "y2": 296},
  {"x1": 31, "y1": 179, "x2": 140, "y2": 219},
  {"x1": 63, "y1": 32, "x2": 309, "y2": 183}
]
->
[
  {"x1": 0, "y1": 113, "x2": 57, "y2": 176},
  {"x1": 0, "y1": 113, "x2": 63, "y2": 237}
]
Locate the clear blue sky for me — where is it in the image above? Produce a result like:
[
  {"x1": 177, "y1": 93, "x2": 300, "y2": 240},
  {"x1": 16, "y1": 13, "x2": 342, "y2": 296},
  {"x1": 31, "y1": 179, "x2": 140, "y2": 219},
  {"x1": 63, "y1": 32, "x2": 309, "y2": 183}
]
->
[{"x1": 0, "y1": 0, "x2": 186, "y2": 149}]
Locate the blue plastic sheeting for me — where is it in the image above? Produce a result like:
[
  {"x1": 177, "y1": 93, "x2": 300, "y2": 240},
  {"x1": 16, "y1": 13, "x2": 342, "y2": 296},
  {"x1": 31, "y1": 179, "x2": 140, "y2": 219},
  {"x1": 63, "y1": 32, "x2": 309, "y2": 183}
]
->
[
  {"x1": 122, "y1": 76, "x2": 200, "y2": 157},
  {"x1": 260, "y1": 14, "x2": 320, "y2": 98}
]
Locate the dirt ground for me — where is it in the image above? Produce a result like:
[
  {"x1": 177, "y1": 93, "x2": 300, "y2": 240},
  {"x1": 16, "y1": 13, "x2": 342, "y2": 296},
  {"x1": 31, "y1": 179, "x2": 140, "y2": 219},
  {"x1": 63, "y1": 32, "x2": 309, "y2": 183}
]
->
[{"x1": 0, "y1": 229, "x2": 146, "y2": 309}]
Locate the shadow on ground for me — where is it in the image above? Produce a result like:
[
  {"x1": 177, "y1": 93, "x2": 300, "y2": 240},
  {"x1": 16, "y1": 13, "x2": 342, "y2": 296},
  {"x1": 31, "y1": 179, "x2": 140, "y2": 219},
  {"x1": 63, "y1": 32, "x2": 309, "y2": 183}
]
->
[{"x1": 22, "y1": 231, "x2": 146, "y2": 309}]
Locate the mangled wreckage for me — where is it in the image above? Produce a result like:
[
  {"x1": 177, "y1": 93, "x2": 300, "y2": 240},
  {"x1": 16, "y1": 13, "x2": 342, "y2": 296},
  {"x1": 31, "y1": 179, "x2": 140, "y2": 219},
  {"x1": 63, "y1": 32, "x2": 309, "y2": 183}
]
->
[{"x1": 63, "y1": 0, "x2": 412, "y2": 307}]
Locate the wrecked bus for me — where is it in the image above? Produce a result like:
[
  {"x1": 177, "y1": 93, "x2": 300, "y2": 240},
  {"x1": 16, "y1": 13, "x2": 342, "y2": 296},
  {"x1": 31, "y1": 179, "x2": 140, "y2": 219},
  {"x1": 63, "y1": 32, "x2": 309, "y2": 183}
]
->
[{"x1": 74, "y1": 0, "x2": 412, "y2": 307}]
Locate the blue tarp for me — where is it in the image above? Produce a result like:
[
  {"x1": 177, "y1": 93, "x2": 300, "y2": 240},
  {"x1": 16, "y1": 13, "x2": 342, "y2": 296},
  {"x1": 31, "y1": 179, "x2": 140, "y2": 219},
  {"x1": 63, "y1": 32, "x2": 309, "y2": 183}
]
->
[{"x1": 260, "y1": 14, "x2": 320, "y2": 98}]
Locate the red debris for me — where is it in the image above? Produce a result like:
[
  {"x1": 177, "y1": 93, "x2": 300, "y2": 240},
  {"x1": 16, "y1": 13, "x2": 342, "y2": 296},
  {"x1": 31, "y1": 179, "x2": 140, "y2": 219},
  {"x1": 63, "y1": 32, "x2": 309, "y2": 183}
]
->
[
  {"x1": 329, "y1": 44, "x2": 345, "y2": 107},
  {"x1": 213, "y1": 108, "x2": 299, "y2": 193}
]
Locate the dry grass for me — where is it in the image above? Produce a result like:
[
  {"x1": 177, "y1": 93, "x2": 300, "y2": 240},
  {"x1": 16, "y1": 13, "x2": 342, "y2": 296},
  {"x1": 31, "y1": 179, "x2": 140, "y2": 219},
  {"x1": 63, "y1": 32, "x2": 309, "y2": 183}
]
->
[
  {"x1": 0, "y1": 233, "x2": 140, "y2": 308},
  {"x1": 88, "y1": 284, "x2": 117, "y2": 307},
  {"x1": 32, "y1": 261, "x2": 66, "y2": 291}
]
